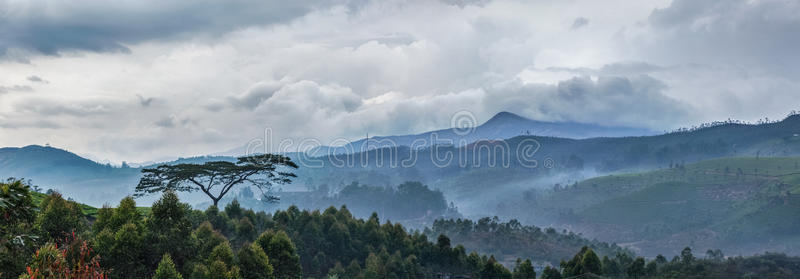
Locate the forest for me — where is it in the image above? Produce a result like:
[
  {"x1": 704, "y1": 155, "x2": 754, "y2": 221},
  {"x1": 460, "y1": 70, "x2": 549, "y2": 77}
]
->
[{"x1": 4, "y1": 179, "x2": 800, "y2": 279}]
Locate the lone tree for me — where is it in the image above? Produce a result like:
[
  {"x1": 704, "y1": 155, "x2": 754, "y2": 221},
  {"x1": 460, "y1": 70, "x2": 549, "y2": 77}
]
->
[{"x1": 135, "y1": 154, "x2": 298, "y2": 206}]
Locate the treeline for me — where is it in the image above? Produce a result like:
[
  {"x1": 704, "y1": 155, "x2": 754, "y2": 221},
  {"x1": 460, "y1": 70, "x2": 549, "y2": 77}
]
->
[
  {"x1": 426, "y1": 218, "x2": 627, "y2": 266},
  {"x1": 1, "y1": 180, "x2": 536, "y2": 279},
  {"x1": 548, "y1": 246, "x2": 800, "y2": 279},
  {"x1": 215, "y1": 181, "x2": 460, "y2": 225}
]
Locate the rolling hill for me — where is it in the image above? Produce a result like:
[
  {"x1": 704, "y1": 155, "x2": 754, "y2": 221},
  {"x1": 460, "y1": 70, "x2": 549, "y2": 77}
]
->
[{"x1": 502, "y1": 157, "x2": 800, "y2": 257}]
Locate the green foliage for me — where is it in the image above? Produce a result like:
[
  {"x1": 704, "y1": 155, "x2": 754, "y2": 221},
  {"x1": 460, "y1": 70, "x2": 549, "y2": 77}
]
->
[
  {"x1": 92, "y1": 196, "x2": 148, "y2": 278},
  {"x1": 0, "y1": 180, "x2": 37, "y2": 278},
  {"x1": 480, "y1": 255, "x2": 512, "y2": 279},
  {"x1": 511, "y1": 258, "x2": 536, "y2": 279},
  {"x1": 540, "y1": 266, "x2": 562, "y2": 279},
  {"x1": 192, "y1": 221, "x2": 228, "y2": 264},
  {"x1": 35, "y1": 192, "x2": 86, "y2": 243},
  {"x1": 226, "y1": 181, "x2": 458, "y2": 225},
  {"x1": 254, "y1": 230, "x2": 301, "y2": 279},
  {"x1": 427, "y1": 217, "x2": 625, "y2": 265},
  {"x1": 627, "y1": 257, "x2": 646, "y2": 279},
  {"x1": 208, "y1": 260, "x2": 236, "y2": 279},
  {"x1": 580, "y1": 249, "x2": 602, "y2": 275},
  {"x1": 561, "y1": 246, "x2": 602, "y2": 277},
  {"x1": 235, "y1": 217, "x2": 256, "y2": 246},
  {"x1": 236, "y1": 243, "x2": 273, "y2": 279},
  {"x1": 681, "y1": 247, "x2": 695, "y2": 265},
  {"x1": 147, "y1": 191, "x2": 193, "y2": 270},
  {"x1": 557, "y1": 245, "x2": 800, "y2": 278},
  {"x1": 209, "y1": 242, "x2": 235, "y2": 266},
  {"x1": 0, "y1": 180, "x2": 35, "y2": 233},
  {"x1": 20, "y1": 179, "x2": 800, "y2": 279},
  {"x1": 326, "y1": 262, "x2": 345, "y2": 278},
  {"x1": 154, "y1": 254, "x2": 184, "y2": 279}
]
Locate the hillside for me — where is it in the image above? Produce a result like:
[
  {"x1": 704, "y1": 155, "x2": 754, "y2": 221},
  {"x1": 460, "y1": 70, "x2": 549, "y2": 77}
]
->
[{"x1": 502, "y1": 157, "x2": 800, "y2": 257}]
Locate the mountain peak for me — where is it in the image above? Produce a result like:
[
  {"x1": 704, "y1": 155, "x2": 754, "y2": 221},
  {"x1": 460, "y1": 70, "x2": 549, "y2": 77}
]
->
[{"x1": 484, "y1": 111, "x2": 530, "y2": 125}]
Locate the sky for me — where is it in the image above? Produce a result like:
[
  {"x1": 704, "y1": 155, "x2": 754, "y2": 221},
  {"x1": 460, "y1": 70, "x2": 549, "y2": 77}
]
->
[{"x1": 0, "y1": 0, "x2": 799, "y2": 163}]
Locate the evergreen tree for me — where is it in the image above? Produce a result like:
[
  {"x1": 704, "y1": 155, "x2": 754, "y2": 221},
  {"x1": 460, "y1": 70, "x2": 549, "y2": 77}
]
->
[
  {"x1": 192, "y1": 222, "x2": 228, "y2": 262},
  {"x1": 540, "y1": 266, "x2": 562, "y2": 279},
  {"x1": 255, "y1": 230, "x2": 302, "y2": 279},
  {"x1": 153, "y1": 254, "x2": 184, "y2": 279},
  {"x1": 93, "y1": 196, "x2": 147, "y2": 278},
  {"x1": 627, "y1": 257, "x2": 646, "y2": 279},
  {"x1": 480, "y1": 256, "x2": 511, "y2": 279},
  {"x1": 148, "y1": 191, "x2": 193, "y2": 269},
  {"x1": 209, "y1": 242, "x2": 235, "y2": 266},
  {"x1": 326, "y1": 262, "x2": 346, "y2": 278},
  {"x1": 681, "y1": 247, "x2": 695, "y2": 265},
  {"x1": 35, "y1": 192, "x2": 86, "y2": 243},
  {"x1": 363, "y1": 252, "x2": 383, "y2": 278},
  {"x1": 581, "y1": 249, "x2": 602, "y2": 275},
  {"x1": 237, "y1": 243, "x2": 274, "y2": 279},
  {"x1": 512, "y1": 258, "x2": 536, "y2": 279},
  {"x1": 344, "y1": 260, "x2": 361, "y2": 279}
]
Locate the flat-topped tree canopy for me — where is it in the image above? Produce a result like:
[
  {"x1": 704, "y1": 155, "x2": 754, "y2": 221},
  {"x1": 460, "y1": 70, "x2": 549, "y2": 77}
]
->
[{"x1": 134, "y1": 154, "x2": 298, "y2": 206}]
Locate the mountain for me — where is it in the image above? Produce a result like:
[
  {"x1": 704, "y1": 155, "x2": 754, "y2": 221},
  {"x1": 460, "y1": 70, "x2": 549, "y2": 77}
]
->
[
  {"x1": 3, "y1": 114, "x2": 800, "y2": 209},
  {"x1": 0, "y1": 145, "x2": 141, "y2": 206},
  {"x1": 301, "y1": 111, "x2": 655, "y2": 156}
]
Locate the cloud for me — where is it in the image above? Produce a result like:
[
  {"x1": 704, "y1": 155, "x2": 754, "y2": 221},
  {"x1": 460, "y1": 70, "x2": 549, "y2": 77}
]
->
[
  {"x1": 228, "y1": 81, "x2": 285, "y2": 110},
  {"x1": 482, "y1": 75, "x2": 691, "y2": 127},
  {"x1": 137, "y1": 95, "x2": 155, "y2": 107},
  {"x1": 441, "y1": 0, "x2": 492, "y2": 8},
  {"x1": 13, "y1": 97, "x2": 114, "y2": 116},
  {"x1": 571, "y1": 17, "x2": 589, "y2": 30},
  {"x1": 0, "y1": 0, "x2": 348, "y2": 58},
  {"x1": 154, "y1": 115, "x2": 176, "y2": 128},
  {"x1": 642, "y1": 0, "x2": 800, "y2": 76},
  {"x1": 0, "y1": 85, "x2": 33, "y2": 94},
  {"x1": 26, "y1": 75, "x2": 47, "y2": 83},
  {"x1": 0, "y1": 119, "x2": 61, "y2": 129}
]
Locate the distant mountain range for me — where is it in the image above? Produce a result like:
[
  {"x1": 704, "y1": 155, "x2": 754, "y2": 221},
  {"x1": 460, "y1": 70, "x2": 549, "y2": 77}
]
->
[
  {"x1": 220, "y1": 111, "x2": 656, "y2": 156},
  {"x1": 2, "y1": 113, "x2": 800, "y2": 207}
]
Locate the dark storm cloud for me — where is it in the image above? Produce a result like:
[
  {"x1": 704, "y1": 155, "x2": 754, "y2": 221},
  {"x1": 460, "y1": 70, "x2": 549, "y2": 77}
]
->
[
  {"x1": 571, "y1": 17, "x2": 589, "y2": 30},
  {"x1": 646, "y1": 0, "x2": 800, "y2": 76},
  {"x1": 0, "y1": 0, "x2": 345, "y2": 57}
]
